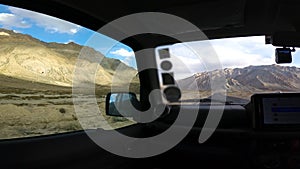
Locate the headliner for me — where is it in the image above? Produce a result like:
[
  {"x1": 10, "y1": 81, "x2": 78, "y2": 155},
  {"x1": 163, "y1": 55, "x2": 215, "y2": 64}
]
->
[{"x1": 1, "y1": 0, "x2": 300, "y2": 48}]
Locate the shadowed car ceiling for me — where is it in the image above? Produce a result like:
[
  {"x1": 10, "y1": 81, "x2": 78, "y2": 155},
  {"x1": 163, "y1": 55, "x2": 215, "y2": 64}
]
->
[{"x1": 1, "y1": 0, "x2": 300, "y2": 45}]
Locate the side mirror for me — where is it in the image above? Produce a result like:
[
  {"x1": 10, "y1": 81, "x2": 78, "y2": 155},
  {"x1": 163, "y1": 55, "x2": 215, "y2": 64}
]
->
[{"x1": 105, "y1": 92, "x2": 140, "y2": 117}]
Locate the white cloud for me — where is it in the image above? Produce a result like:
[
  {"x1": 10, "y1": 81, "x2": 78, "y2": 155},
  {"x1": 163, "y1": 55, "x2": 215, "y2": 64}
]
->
[
  {"x1": 165, "y1": 36, "x2": 283, "y2": 79},
  {"x1": 109, "y1": 48, "x2": 136, "y2": 68},
  {"x1": 6, "y1": 6, "x2": 81, "y2": 34},
  {"x1": 64, "y1": 40, "x2": 74, "y2": 44},
  {"x1": 110, "y1": 48, "x2": 135, "y2": 57},
  {"x1": 171, "y1": 36, "x2": 276, "y2": 75},
  {"x1": 70, "y1": 28, "x2": 78, "y2": 34},
  {"x1": 210, "y1": 36, "x2": 275, "y2": 68},
  {"x1": 12, "y1": 30, "x2": 21, "y2": 33},
  {"x1": 213, "y1": 45, "x2": 274, "y2": 68},
  {"x1": 170, "y1": 42, "x2": 223, "y2": 78},
  {"x1": 0, "y1": 13, "x2": 31, "y2": 28}
]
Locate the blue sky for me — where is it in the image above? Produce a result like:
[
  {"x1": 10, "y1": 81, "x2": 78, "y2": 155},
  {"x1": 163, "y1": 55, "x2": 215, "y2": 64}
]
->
[{"x1": 0, "y1": 4, "x2": 136, "y2": 68}]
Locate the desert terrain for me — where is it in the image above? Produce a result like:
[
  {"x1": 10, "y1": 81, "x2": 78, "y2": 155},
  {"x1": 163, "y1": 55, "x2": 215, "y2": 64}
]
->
[
  {"x1": 0, "y1": 29, "x2": 138, "y2": 139},
  {"x1": 0, "y1": 74, "x2": 138, "y2": 139}
]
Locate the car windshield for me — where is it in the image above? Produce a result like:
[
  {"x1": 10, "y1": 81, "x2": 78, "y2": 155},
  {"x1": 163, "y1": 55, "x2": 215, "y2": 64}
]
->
[{"x1": 164, "y1": 36, "x2": 300, "y2": 104}]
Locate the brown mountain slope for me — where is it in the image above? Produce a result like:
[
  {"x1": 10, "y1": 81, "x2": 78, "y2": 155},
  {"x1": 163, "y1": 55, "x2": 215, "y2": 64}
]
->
[
  {"x1": 178, "y1": 65, "x2": 300, "y2": 92},
  {"x1": 0, "y1": 28, "x2": 138, "y2": 87}
]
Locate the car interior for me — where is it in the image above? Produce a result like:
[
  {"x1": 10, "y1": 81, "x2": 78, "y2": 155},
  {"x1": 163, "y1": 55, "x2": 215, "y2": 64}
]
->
[{"x1": 1, "y1": 0, "x2": 300, "y2": 169}]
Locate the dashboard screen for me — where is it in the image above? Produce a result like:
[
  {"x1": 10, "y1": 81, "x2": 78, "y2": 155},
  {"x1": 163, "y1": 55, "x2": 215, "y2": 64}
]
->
[
  {"x1": 263, "y1": 97, "x2": 300, "y2": 124},
  {"x1": 252, "y1": 93, "x2": 300, "y2": 130}
]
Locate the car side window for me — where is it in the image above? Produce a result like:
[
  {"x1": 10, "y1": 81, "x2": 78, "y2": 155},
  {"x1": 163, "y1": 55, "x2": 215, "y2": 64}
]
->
[{"x1": 0, "y1": 4, "x2": 139, "y2": 140}]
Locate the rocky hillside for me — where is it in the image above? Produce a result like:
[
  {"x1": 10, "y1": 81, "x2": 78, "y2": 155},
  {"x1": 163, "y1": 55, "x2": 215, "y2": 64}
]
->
[
  {"x1": 179, "y1": 65, "x2": 300, "y2": 92},
  {"x1": 0, "y1": 28, "x2": 137, "y2": 87}
]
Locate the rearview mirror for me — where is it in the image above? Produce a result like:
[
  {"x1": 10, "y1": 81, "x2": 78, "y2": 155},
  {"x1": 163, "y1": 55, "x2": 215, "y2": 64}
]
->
[{"x1": 105, "y1": 92, "x2": 139, "y2": 117}]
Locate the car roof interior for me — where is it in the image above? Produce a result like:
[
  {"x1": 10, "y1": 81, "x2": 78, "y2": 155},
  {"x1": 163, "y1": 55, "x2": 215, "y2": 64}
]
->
[
  {"x1": 1, "y1": 0, "x2": 300, "y2": 169},
  {"x1": 2, "y1": 0, "x2": 300, "y2": 45}
]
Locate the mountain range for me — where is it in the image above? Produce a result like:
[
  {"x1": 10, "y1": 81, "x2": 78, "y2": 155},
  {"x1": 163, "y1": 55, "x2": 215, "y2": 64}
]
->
[
  {"x1": 0, "y1": 28, "x2": 137, "y2": 88},
  {"x1": 178, "y1": 64, "x2": 300, "y2": 93},
  {"x1": 1, "y1": 28, "x2": 300, "y2": 97}
]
